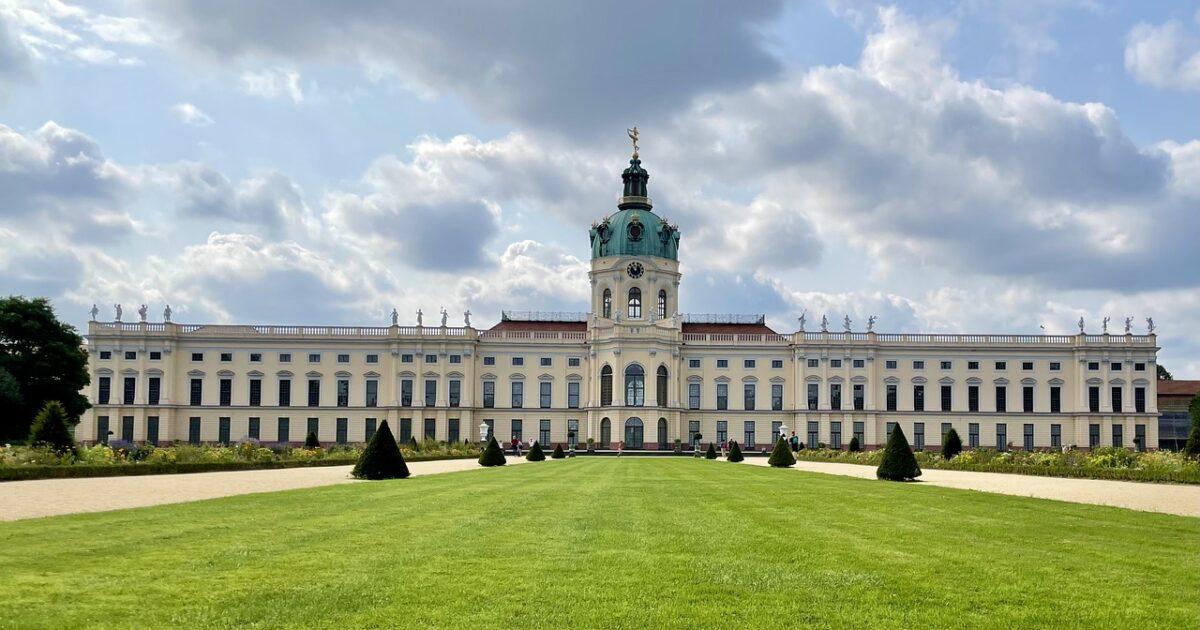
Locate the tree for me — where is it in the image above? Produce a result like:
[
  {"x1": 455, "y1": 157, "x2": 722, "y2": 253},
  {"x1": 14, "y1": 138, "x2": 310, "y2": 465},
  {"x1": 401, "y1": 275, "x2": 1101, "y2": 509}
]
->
[
  {"x1": 768, "y1": 437, "x2": 795, "y2": 467},
  {"x1": 526, "y1": 441, "x2": 546, "y2": 461},
  {"x1": 877, "y1": 425, "x2": 922, "y2": 481},
  {"x1": 479, "y1": 435, "x2": 507, "y2": 467},
  {"x1": 1184, "y1": 395, "x2": 1200, "y2": 457},
  {"x1": 848, "y1": 436, "x2": 861, "y2": 452},
  {"x1": 352, "y1": 420, "x2": 409, "y2": 479},
  {"x1": 304, "y1": 431, "x2": 320, "y2": 449},
  {"x1": 727, "y1": 440, "x2": 743, "y2": 462},
  {"x1": 705, "y1": 442, "x2": 717, "y2": 459},
  {"x1": 551, "y1": 443, "x2": 566, "y2": 459},
  {"x1": 1157, "y1": 364, "x2": 1173, "y2": 381},
  {"x1": 0, "y1": 297, "x2": 90, "y2": 442},
  {"x1": 27, "y1": 400, "x2": 76, "y2": 454},
  {"x1": 941, "y1": 427, "x2": 963, "y2": 460}
]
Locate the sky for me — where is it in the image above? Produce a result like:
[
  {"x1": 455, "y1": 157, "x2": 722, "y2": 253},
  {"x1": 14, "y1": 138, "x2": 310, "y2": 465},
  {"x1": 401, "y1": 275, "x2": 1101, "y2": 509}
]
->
[{"x1": 0, "y1": 0, "x2": 1198, "y2": 377}]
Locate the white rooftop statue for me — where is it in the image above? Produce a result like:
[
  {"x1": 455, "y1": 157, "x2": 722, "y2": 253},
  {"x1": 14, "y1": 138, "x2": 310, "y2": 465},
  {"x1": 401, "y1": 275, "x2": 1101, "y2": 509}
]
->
[
  {"x1": 114, "y1": 303, "x2": 122, "y2": 321},
  {"x1": 820, "y1": 314, "x2": 828, "y2": 332},
  {"x1": 1146, "y1": 317, "x2": 1155, "y2": 334},
  {"x1": 1102, "y1": 316, "x2": 1110, "y2": 334},
  {"x1": 440, "y1": 307, "x2": 448, "y2": 328},
  {"x1": 843, "y1": 315, "x2": 852, "y2": 333},
  {"x1": 138, "y1": 304, "x2": 148, "y2": 322},
  {"x1": 464, "y1": 310, "x2": 472, "y2": 327},
  {"x1": 867, "y1": 315, "x2": 876, "y2": 332},
  {"x1": 416, "y1": 309, "x2": 423, "y2": 327},
  {"x1": 1078, "y1": 316, "x2": 1085, "y2": 333},
  {"x1": 798, "y1": 309, "x2": 807, "y2": 332},
  {"x1": 164, "y1": 304, "x2": 172, "y2": 322},
  {"x1": 90, "y1": 304, "x2": 99, "y2": 321},
  {"x1": 390, "y1": 308, "x2": 398, "y2": 326},
  {"x1": 1124, "y1": 316, "x2": 1132, "y2": 334}
]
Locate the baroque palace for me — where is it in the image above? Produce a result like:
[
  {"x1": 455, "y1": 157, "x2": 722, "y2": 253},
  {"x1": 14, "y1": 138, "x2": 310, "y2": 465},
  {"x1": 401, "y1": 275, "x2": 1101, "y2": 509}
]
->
[{"x1": 77, "y1": 142, "x2": 1162, "y2": 452}]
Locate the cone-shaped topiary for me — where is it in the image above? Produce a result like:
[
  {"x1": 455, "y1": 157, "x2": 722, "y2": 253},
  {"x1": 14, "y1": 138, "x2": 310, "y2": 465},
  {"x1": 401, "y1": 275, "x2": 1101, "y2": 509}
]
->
[
  {"x1": 408, "y1": 436, "x2": 420, "y2": 451},
  {"x1": 848, "y1": 436, "x2": 861, "y2": 452},
  {"x1": 551, "y1": 443, "x2": 566, "y2": 459},
  {"x1": 479, "y1": 435, "x2": 507, "y2": 467},
  {"x1": 352, "y1": 420, "x2": 410, "y2": 480},
  {"x1": 877, "y1": 425, "x2": 922, "y2": 481},
  {"x1": 304, "y1": 431, "x2": 320, "y2": 449},
  {"x1": 527, "y1": 441, "x2": 546, "y2": 461},
  {"x1": 727, "y1": 440, "x2": 743, "y2": 462},
  {"x1": 941, "y1": 427, "x2": 963, "y2": 460},
  {"x1": 28, "y1": 400, "x2": 76, "y2": 454},
  {"x1": 768, "y1": 437, "x2": 796, "y2": 467},
  {"x1": 705, "y1": 442, "x2": 718, "y2": 459}
]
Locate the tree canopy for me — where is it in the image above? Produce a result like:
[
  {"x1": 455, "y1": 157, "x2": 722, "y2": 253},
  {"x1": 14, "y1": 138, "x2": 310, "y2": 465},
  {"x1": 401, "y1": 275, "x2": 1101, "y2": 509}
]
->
[{"x1": 0, "y1": 297, "x2": 90, "y2": 441}]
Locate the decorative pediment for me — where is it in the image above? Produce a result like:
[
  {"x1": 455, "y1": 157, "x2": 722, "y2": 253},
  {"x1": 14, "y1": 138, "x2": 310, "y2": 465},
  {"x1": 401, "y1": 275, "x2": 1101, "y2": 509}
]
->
[
  {"x1": 335, "y1": 370, "x2": 353, "y2": 378},
  {"x1": 95, "y1": 367, "x2": 114, "y2": 375},
  {"x1": 911, "y1": 376, "x2": 927, "y2": 384},
  {"x1": 1108, "y1": 378, "x2": 1126, "y2": 385},
  {"x1": 276, "y1": 370, "x2": 293, "y2": 377},
  {"x1": 687, "y1": 375, "x2": 703, "y2": 383},
  {"x1": 509, "y1": 373, "x2": 526, "y2": 380},
  {"x1": 938, "y1": 376, "x2": 955, "y2": 384},
  {"x1": 363, "y1": 370, "x2": 381, "y2": 378},
  {"x1": 828, "y1": 375, "x2": 844, "y2": 384},
  {"x1": 121, "y1": 367, "x2": 139, "y2": 375},
  {"x1": 538, "y1": 373, "x2": 555, "y2": 381},
  {"x1": 965, "y1": 377, "x2": 983, "y2": 385},
  {"x1": 246, "y1": 370, "x2": 264, "y2": 377},
  {"x1": 805, "y1": 374, "x2": 822, "y2": 382},
  {"x1": 1086, "y1": 377, "x2": 1103, "y2": 385},
  {"x1": 714, "y1": 375, "x2": 731, "y2": 383},
  {"x1": 993, "y1": 377, "x2": 1009, "y2": 385},
  {"x1": 145, "y1": 368, "x2": 165, "y2": 376},
  {"x1": 445, "y1": 371, "x2": 463, "y2": 378},
  {"x1": 306, "y1": 370, "x2": 323, "y2": 378},
  {"x1": 566, "y1": 373, "x2": 583, "y2": 381},
  {"x1": 480, "y1": 373, "x2": 497, "y2": 380},
  {"x1": 1047, "y1": 377, "x2": 1064, "y2": 386},
  {"x1": 883, "y1": 376, "x2": 900, "y2": 384},
  {"x1": 1132, "y1": 378, "x2": 1150, "y2": 386},
  {"x1": 398, "y1": 370, "x2": 416, "y2": 378},
  {"x1": 741, "y1": 375, "x2": 758, "y2": 383},
  {"x1": 850, "y1": 375, "x2": 868, "y2": 384},
  {"x1": 770, "y1": 376, "x2": 787, "y2": 384},
  {"x1": 188, "y1": 369, "x2": 206, "y2": 377},
  {"x1": 217, "y1": 369, "x2": 235, "y2": 377},
  {"x1": 422, "y1": 371, "x2": 439, "y2": 378}
]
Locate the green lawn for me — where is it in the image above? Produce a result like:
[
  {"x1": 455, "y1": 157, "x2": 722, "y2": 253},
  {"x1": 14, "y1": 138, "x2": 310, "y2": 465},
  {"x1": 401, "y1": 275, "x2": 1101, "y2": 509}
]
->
[{"x1": 1, "y1": 459, "x2": 1197, "y2": 628}]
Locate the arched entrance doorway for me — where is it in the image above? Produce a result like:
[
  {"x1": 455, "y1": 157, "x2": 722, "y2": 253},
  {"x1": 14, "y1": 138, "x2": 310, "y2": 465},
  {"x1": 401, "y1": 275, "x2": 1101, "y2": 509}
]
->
[
  {"x1": 625, "y1": 417, "x2": 644, "y2": 449},
  {"x1": 600, "y1": 417, "x2": 611, "y2": 448},
  {"x1": 657, "y1": 417, "x2": 668, "y2": 449}
]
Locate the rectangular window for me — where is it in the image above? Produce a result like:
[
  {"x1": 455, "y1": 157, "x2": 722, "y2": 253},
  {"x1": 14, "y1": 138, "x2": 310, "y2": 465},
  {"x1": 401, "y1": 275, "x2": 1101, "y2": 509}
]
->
[
  {"x1": 885, "y1": 360, "x2": 897, "y2": 369},
  {"x1": 511, "y1": 419, "x2": 523, "y2": 442},
  {"x1": 968, "y1": 385, "x2": 979, "y2": 412},
  {"x1": 1133, "y1": 362, "x2": 1146, "y2": 372},
  {"x1": 688, "y1": 420, "x2": 700, "y2": 448},
  {"x1": 277, "y1": 417, "x2": 290, "y2": 443},
  {"x1": 308, "y1": 417, "x2": 319, "y2": 441},
  {"x1": 568, "y1": 419, "x2": 579, "y2": 448},
  {"x1": 852, "y1": 383, "x2": 864, "y2": 410},
  {"x1": 716, "y1": 383, "x2": 728, "y2": 410},
  {"x1": 540, "y1": 419, "x2": 551, "y2": 445},
  {"x1": 365, "y1": 418, "x2": 377, "y2": 442},
  {"x1": 995, "y1": 361, "x2": 1007, "y2": 370},
  {"x1": 853, "y1": 359, "x2": 865, "y2": 368},
  {"x1": 940, "y1": 361, "x2": 952, "y2": 370},
  {"x1": 807, "y1": 421, "x2": 819, "y2": 449},
  {"x1": 568, "y1": 382, "x2": 580, "y2": 408},
  {"x1": 146, "y1": 416, "x2": 159, "y2": 443},
  {"x1": 1110, "y1": 362, "x2": 1122, "y2": 372},
  {"x1": 482, "y1": 356, "x2": 494, "y2": 366},
  {"x1": 511, "y1": 357, "x2": 524, "y2": 366},
  {"x1": 308, "y1": 379, "x2": 321, "y2": 407},
  {"x1": 772, "y1": 421, "x2": 783, "y2": 444},
  {"x1": 449, "y1": 355, "x2": 461, "y2": 364},
  {"x1": 853, "y1": 421, "x2": 864, "y2": 447},
  {"x1": 148, "y1": 377, "x2": 160, "y2": 405},
  {"x1": 689, "y1": 359, "x2": 701, "y2": 369},
  {"x1": 448, "y1": 418, "x2": 460, "y2": 443},
  {"x1": 1088, "y1": 386, "x2": 1100, "y2": 413},
  {"x1": 913, "y1": 385, "x2": 924, "y2": 412},
  {"x1": 424, "y1": 379, "x2": 437, "y2": 406},
  {"x1": 401, "y1": 379, "x2": 413, "y2": 407},
  {"x1": 540, "y1": 357, "x2": 552, "y2": 367},
  {"x1": 191, "y1": 352, "x2": 203, "y2": 362},
  {"x1": 1088, "y1": 361, "x2": 1099, "y2": 371},
  {"x1": 914, "y1": 422, "x2": 925, "y2": 451},
  {"x1": 278, "y1": 379, "x2": 291, "y2": 407},
  {"x1": 366, "y1": 380, "x2": 379, "y2": 408},
  {"x1": 447, "y1": 380, "x2": 459, "y2": 408},
  {"x1": 249, "y1": 353, "x2": 262, "y2": 363},
  {"x1": 219, "y1": 378, "x2": 231, "y2": 406},
  {"x1": 830, "y1": 359, "x2": 842, "y2": 368},
  {"x1": 1135, "y1": 387, "x2": 1146, "y2": 413},
  {"x1": 717, "y1": 359, "x2": 729, "y2": 369},
  {"x1": 1135, "y1": 424, "x2": 1146, "y2": 452},
  {"x1": 100, "y1": 350, "x2": 112, "y2": 360},
  {"x1": 540, "y1": 381, "x2": 552, "y2": 408},
  {"x1": 1023, "y1": 386, "x2": 1034, "y2": 413},
  {"x1": 401, "y1": 354, "x2": 414, "y2": 364},
  {"x1": 688, "y1": 383, "x2": 700, "y2": 410},
  {"x1": 279, "y1": 353, "x2": 291, "y2": 363},
  {"x1": 772, "y1": 384, "x2": 783, "y2": 411},
  {"x1": 568, "y1": 357, "x2": 580, "y2": 367},
  {"x1": 1023, "y1": 423, "x2": 1034, "y2": 450},
  {"x1": 829, "y1": 383, "x2": 841, "y2": 410},
  {"x1": 149, "y1": 351, "x2": 161, "y2": 361},
  {"x1": 744, "y1": 383, "x2": 756, "y2": 411},
  {"x1": 968, "y1": 422, "x2": 980, "y2": 448},
  {"x1": 124, "y1": 351, "x2": 137, "y2": 360},
  {"x1": 511, "y1": 381, "x2": 523, "y2": 408},
  {"x1": 996, "y1": 423, "x2": 1007, "y2": 450},
  {"x1": 189, "y1": 417, "x2": 201, "y2": 444},
  {"x1": 98, "y1": 376, "x2": 111, "y2": 404},
  {"x1": 366, "y1": 354, "x2": 379, "y2": 364},
  {"x1": 773, "y1": 359, "x2": 785, "y2": 369},
  {"x1": 995, "y1": 386, "x2": 1007, "y2": 413},
  {"x1": 1050, "y1": 424, "x2": 1061, "y2": 448},
  {"x1": 1022, "y1": 361, "x2": 1034, "y2": 371},
  {"x1": 249, "y1": 379, "x2": 261, "y2": 406},
  {"x1": 1089, "y1": 423, "x2": 1100, "y2": 448},
  {"x1": 425, "y1": 418, "x2": 437, "y2": 441},
  {"x1": 399, "y1": 418, "x2": 412, "y2": 443},
  {"x1": 1112, "y1": 423, "x2": 1123, "y2": 448},
  {"x1": 886, "y1": 422, "x2": 896, "y2": 440},
  {"x1": 1049, "y1": 362, "x2": 1061, "y2": 371},
  {"x1": 1050, "y1": 386, "x2": 1061, "y2": 413},
  {"x1": 809, "y1": 358, "x2": 821, "y2": 368},
  {"x1": 123, "y1": 377, "x2": 136, "y2": 404},
  {"x1": 913, "y1": 360, "x2": 925, "y2": 370},
  {"x1": 716, "y1": 420, "x2": 728, "y2": 445},
  {"x1": 886, "y1": 384, "x2": 897, "y2": 411},
  {"x1": 337, "y1": 379, "x2": 350, "y2": 407},
  {"x1": 218, "y1": 417, "x2": 231, "y2": 445},
  {"x1": 425, "y1": 354, "x2": 437, "y2": 364},
  {"x1": 304, "y1": 353, "x2": 319, "y2": 363},
  {"x1": 483, "y1": 381, "x2": 494, "y2": 408},
  {"x1": 941, "y1": 422, "x2": 952, "y2": 444},
  {"x1": 336, "y1": 418, "x2": 348, "y2": 445},
  {"x1": 190, "y1": 378, "x2": 202, "y2": 406},
  {"x1": 744, "y1": 359, "x2": 756, "y2": 369},
  {"x1": 830, "y1": 421, "x2": 842, "y2": 449},
  {"x1": 220, "y1": 353, "x2": 232, "y2": 362},
  {"x1": 248, "y1": 417, "x2": 260, "y2": 440},
  {"x1": 121, "y1": 416, "x2": 134, "y2": 442},
  {"x1": 967, "y1": 361, "x2": 979, "y2": 370},
  {"x1": 1111, "y1": 387, "x2": 1122, "y2": 413},
  {"x1": 941, "y1": 385, "x2": 952, "y2": 412},
  {"x1": 808, "y1": 383, "x2": 820, "y2": 410}
]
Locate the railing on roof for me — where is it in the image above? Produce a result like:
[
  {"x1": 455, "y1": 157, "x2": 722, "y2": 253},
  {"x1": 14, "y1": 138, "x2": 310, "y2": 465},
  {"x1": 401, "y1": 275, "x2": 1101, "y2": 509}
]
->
[
  {"x1": 501, "y1": 310, "x2": 589, "y2": 322},
  {"x1": 478, "y1": 330, "x2": 586, "y2": 342},
  {"x1": 681, "y1": 313, "x2": 765, "y2": 325}
]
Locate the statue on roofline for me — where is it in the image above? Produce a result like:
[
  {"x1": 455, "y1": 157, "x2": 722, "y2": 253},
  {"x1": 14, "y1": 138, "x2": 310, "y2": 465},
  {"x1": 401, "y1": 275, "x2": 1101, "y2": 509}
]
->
[
  {"x1": 114, "y1": 304, "x2": 122, "y2": 321},
  {"x1": 1146, "y1": 317, "x2": 1155, "y2": 334},
  {"x1": 867, "y1": 315, "x2": 876, "y2": 332},
  {"x1": 391, "y1": 308, "x2": 398, "y2": 326},
  {"x1": 138, "y1": 304, "x2": 148, "y2": 322},
  {"x1": 90, "y1": 304, "x2": 99, "y2": 321},
  {"x1": 164, "y1": 304, "x2": 172, "y2": 322},
  {"x1": 416, "y1": 309, "x2": 423, "y2": 327}
]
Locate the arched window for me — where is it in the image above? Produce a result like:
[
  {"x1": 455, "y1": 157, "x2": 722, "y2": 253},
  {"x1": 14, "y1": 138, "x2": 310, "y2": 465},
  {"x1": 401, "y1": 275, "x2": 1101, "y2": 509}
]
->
[
  {"x1": 600, "y1": 417, "x2": 611, "y2": 448},
  {"x1": 658, "y1": 289, "x2": 667, "y2": 319},
  {"x1": 625, "y1": 364, "x2": 645, "y2": 406},
  {"x1": 628, "y1": 288, "x2": 642, "y2": 319},
  {"x1": 602, "y1": 289, "x2": 612, "y2": 318},
  {"x1": 600, "y1": 365, "x2": 613, "y2": 406},
  {"x1": 657, "y1": 365, "x2": 668, "y2": 407},
  {"x1": 658, "y1": 417, "x2": 668, "y2": 449}
]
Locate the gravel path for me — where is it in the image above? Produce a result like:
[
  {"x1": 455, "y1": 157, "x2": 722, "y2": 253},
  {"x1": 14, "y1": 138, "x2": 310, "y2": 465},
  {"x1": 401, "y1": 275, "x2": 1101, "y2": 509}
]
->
[
  {"x1": 742, "y1": 458, "x2": 1200, "y2": 517},
  {"x1": 0, "y1": 458, "x2": 528, "y2": 522}
]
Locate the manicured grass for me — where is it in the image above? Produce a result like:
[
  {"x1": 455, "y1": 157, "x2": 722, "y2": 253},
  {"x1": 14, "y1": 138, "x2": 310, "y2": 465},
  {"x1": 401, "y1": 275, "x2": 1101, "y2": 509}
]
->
[{"x1": 1, "y1": 459, "x2": 1197, "y2": 628}]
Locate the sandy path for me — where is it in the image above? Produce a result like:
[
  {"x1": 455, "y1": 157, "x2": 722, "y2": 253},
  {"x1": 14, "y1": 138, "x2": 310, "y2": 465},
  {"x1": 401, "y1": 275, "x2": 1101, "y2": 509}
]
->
[
  {"x1": 741, "y1": 457, "x2": 1200, "y2": 518},
  {"x1": 0, "y1": 457, "x2": 528, "y2": 522}
]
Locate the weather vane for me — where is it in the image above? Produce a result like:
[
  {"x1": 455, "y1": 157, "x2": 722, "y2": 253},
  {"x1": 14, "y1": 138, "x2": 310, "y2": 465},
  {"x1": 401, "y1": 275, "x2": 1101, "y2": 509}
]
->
[{"x1": 627, "y1": 126, "x2": 639, "y2": 158}]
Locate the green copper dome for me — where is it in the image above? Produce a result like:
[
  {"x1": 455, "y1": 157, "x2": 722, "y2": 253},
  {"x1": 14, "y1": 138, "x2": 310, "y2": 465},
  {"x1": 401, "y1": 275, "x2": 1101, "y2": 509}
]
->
[{"x1": 589, "y1": 157, "x2": 680, "y2": 260}]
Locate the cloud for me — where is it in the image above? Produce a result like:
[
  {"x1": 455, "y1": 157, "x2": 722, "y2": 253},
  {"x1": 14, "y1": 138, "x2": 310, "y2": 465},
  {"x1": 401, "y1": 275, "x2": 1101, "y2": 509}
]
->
[
  {"x1": 0, "y1": 11, "x2": 33, "y2": 92},
  {"x1": 1125, "y1": 16, "x2": 1200, "y2": 90},
  {"x1": 168, "y1": 164, "x2": 309, "y2": 236},
  {"x1": 240, "y1": 67, "x2": 303, "y2": 103},
  {"x1": 169, "y1": 102, "x2": 213, "y2": 126},
  {"x1": 0, "y1": 1, "x2": 148, "y2": 68}
]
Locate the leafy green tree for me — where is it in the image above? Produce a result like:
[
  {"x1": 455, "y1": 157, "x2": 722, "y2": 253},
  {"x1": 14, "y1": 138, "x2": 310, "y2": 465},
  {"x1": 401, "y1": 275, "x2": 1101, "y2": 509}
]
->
[
  {"x1": 352, "y1": 420, "x2": 409, "y2": 479},
  {"x1": 727, "y1": 440, "x2": 743, "y2": 462},
  {"x1": 877, "y1": 425, "x2": 922, "y2": 481},
  {"x1": 848, "y1": 436, "x2": 861, "y2": 452},
  {"x1": 27, "y1": 400, "x2": 76, "y2": 454},
  {"x1": 1157, "y1": 364, "x2": 1173, "y2": 381},
  {"x1": 551, "y1": 443, "x2": 566, "y2": 459},
  {"x1": 941, "y1": 427, "x2": 963, "y2": 460},
  {"x1": 705, "y1": 442, "x2": 717, "y2": 459},
  {"x1": 479, "y1": 435, "x2": 507, "y2": 467},
  {"x1": 304, "y1": 431, "x2": 320, "y2": 449},
  {"x1": 0, "y1": 297, "x2": 90, "y2": 441},
  {"x1": 1184, "y1": 395, "x2": 1200, "y2": 457},
  {"x1": 768, "y1": 437, "x2": 795, "y2": 467},
  {"x1": 526, "y1": 441, "x2": 546, "y2": 461}
]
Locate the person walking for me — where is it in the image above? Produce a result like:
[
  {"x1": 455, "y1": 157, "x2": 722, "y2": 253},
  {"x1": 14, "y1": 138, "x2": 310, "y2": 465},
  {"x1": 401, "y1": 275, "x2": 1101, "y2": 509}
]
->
[{"x1": 790, "y1": 431, "x2": 800, "y2": 452}]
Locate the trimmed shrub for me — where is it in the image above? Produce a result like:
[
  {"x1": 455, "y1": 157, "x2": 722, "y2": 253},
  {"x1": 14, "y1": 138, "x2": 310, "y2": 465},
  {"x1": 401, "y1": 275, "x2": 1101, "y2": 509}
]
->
[
  {"x1": 768, "y1": 437, "x2": 796, "y2": 468},
  {"x1": 408, "y1": 436, "x2": 420, "y2": 451},
  {"x1": 351, "y1": 420, "x2": 409, "y2": 480},
  {"x1": 304, "y1": 431, "x2": 320, "y2": 449},
  {"x1": 942, "y1": 427, "x2": 963, "y2": 460},
  {"x1": 877, "y1": 425, "x2": 922, "y2": 481},
  {"x1": 27, "y1": 401, "x2": 76, "y2": 454},
  {"x1": 727, "y1": 440, "x2": 744, "y2": 462},
  {"x1": 479, "y1": 435, "x2": 507, "y2": 467},
  {"x1": 705, "y1": 442, "x2": 718, "y2": 459},
  {"x1": 848, "y1": 436, "x2": 861, "y2": 452},
  {"x1": 527, "y1": 441, "x2": 546, "y2": 461},
  {"x1": 1184, "y1": 395, "x2": 1200, "y2": 457},
  {"x1": 551, "y1": 443, "x2": 566, "y2": 459}
]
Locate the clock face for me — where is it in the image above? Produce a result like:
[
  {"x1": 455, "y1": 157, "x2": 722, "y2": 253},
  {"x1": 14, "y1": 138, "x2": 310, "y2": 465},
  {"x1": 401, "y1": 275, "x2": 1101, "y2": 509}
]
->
[{"x1": 626, "y1": 262, "x2": 644, "y2": 278}]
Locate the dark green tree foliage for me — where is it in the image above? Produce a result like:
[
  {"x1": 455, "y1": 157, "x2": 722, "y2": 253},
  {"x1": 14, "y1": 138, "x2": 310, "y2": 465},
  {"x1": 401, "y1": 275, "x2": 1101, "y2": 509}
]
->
[
  {"x1": 304, "y1": 431, "x2": 320, "y2": 449},
  {"x1": 1157, "y1": 364, "x2": 1173, "y2": 381},
  {"x1": 942, "y1": 427, "x2": 963, "y2": 460},
  {"x1": 352, "y1": 420, "x2": 409, "y2": 480},
  {"x1": 705, "y1": 442, "x2": 717, "y2": 459},
  {"x1": 551, "y1": 443, "x2": 566, "y2": 459},
  {"x1": 1184, "y1": 395, "x2": 1200, "y2": 457},
  {"x1": 527, "y1": 441, "x2": 546, "y2": 461},
  {"x1": 479, "y1": 435, "x2": 507, "y2": 467},
  {"x1": 27, "y1": 400, "x2": 76, "y2": 454},
  {"x1": 727, "y1": 440, "x2": 743, "y2": 462},
  {"x1": 877, "y1": 425, "x2": 922, "y2": 481},
  {"x1": 767, "y1": 437, "x2": 795, "y2": 467},
  {"x1": 848, "y1": 436, "x2": 861, "y2": 452},
  {"x1": 0, "y1": 297, "x2": 90, "y2": 441}
]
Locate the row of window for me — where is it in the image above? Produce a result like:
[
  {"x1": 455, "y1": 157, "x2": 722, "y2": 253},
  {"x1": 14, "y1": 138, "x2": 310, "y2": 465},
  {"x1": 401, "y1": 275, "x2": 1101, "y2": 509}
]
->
[
  {"x1": 877, "y1": 384, "x2": 1147, "y2": 414},
  {"x1": 880, "y1": 421, "x2": 1147, "y2": 452},
  {"x1": 601, "y1": 288, "x2": 668, "y2": 319},
  {"x1": 688, "y1": 358, "x2": 787, "y2": 369},
  {"x1": 883, "y1": 359, "x2": 1148, "y2": 372}
]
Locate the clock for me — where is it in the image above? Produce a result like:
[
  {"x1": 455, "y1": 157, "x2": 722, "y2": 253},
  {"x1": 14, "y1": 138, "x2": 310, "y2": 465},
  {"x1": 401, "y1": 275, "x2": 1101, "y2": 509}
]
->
[{"x1": 626, "y1": 262, "x2": 644, "y2": 278}]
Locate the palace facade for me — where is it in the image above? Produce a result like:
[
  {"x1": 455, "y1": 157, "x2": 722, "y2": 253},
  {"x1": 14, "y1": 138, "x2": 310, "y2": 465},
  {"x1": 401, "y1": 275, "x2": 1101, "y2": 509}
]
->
[{"x1": 77, "y1": 151, "x2": 1161, "y2": 451}]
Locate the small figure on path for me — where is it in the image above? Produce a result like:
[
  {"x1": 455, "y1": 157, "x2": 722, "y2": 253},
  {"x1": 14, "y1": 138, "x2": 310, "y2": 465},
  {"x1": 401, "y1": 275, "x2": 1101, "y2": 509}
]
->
[{"x1": 789, "y1": 431, "x2": 799, "y2": 453}]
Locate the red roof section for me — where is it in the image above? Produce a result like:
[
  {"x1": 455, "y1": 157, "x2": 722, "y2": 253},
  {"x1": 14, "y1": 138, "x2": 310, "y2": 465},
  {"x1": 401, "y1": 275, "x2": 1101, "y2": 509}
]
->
[
  {"x1": 488, "y1": 320, "x2": 587, "y2": 332},
  {"x1": 682, "y1": 322, "x2": 778, "y2": 335},
  {"x1": 1158, "y1": 380, "x2": 1200, "y2": 397}
]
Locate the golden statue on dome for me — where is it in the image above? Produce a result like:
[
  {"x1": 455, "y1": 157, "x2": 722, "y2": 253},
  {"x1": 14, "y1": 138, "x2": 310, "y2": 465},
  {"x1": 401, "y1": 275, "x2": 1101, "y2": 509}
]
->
[{"x1": 627, "y1": 126, "x2": 639, "y2": 158}]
